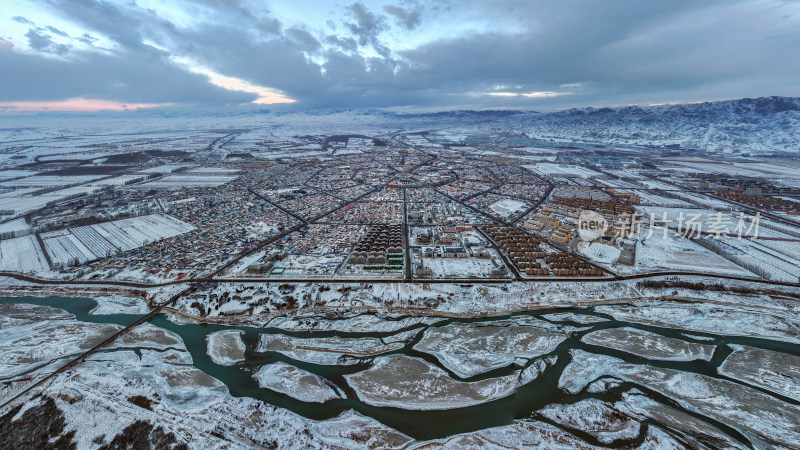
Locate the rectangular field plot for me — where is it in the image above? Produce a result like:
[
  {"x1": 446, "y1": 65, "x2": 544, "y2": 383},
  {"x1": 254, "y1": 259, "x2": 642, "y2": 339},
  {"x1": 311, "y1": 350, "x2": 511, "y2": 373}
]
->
[
  {"x1": 632, "y1": 233, "x2": 753, "y2": 277},
  {"x1": 86, "y1": 175, "x2": 147, "y2": 187},
  {"x1": 633, "y1": 191, "x2": 694, "y2": 208},
  {"x1": 130, "y1": 174, "x2": 238, "y2": 190},
  {"x1": 668, "y1": 159, "x2": 800, "y2": 181},
  {"x1": 417, "y1": 256, "x2": 509, "y2": 279},
  {"x1": 0, "y1": 175, "x2": 102, "y2": 189},
  {"x1": 43, "y1": 232, "x2": 96, "y2": 266},
  {"x1": 710, "y1": 237, "x2": 800, "y2": 282},
  {"x1": 522, "y1": 163, "x2": 601, "y2": 178},
  {"x1": 0, "y1": 235, "x2": 49, "y2": 272},
  {"x1": 137, "y1": 165, "x2": 190, "y2": 174},
  {"x1": 0, "y1": 218, "x2": 30, "y2": 237},
  {"x1": 40, "y1": 214, "x2": 195, "y2": 267}
]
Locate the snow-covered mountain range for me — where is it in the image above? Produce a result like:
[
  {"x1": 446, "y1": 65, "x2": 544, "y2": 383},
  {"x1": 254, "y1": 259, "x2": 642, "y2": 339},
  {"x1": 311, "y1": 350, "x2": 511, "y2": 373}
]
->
[
  {"x1": 512, "y1": 96, "x2": 800, "y2": 155},
  {"x1": 309, "y1": 96, "x2": 800, "y2": 155}
]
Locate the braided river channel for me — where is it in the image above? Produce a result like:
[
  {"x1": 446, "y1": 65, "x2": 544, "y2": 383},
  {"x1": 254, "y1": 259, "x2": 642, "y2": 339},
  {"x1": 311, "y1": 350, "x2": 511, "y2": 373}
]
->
[{"x1": 2, "y1": 295, "x2": 799, "y2": 448}]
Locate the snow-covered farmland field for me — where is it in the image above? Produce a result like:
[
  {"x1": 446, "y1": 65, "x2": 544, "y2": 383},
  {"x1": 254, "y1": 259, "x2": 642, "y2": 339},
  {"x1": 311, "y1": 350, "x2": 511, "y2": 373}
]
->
[
  {"x1": 675, "y1": 192, "x2": 735, "y2": 209},
  {"x1": 43, "y1": 233, "x2": 96, "y2": 267},
  {"x1": 41, "y1": 214, "x2": 195, "y2": 266},
  {"x1": 137, "y1": 164, "x2": 190, "y2": 174},
  {"x1": 0, "y1": 235, "x2": 49, "y2": 272},
  {"x1": 593, "y1": 177, "x2": 641, "y2": 189},
  {"x1": 637, "y1": 178, "x2": 678, "y2": 190},
  {"x1": 670, "y1": 159, "x2": 800, "y2": 180},
  {"x1": 0, "y1": 175, "x2": 101, "y2": 189},
  {"x1": 86, "y1": 175, "x2": 147, "y2": 187},
  {"x1": 0, "y1": 195, "x2": 58, "y2": 216},
  {"x1": 0, "y1": 170, "x2": 38, "y2": 181},
  {"x1": 634, "y1": 191, "x2": 694, "y2": 208},
  {"x1": 579, "y1": 242, "x2": 621, "y2": 264},
  {"x1": 523, "y1": 163, "x2": 601, "y2": 178},
  {"x1": 130, "y1": 174, "x2": 238, "y2": 189},
  {"x1": 630, "y1": 232, "x2": 753, "y2": 276},
  {"x1": 0, "y1": 185, "x2": 103, "y2": 216},
  {"x1": 420, "y1": 255, "x2": 506, "y2": 279},
  {"x1": 0, "y1": 217, "x2": 30, "y2": 236},
  {"x1": 716, "y1": 237, "x2": 800, "y2": 282},
  {"x1": 184, "y1": 167, "x2": 242, "y2": 175}
]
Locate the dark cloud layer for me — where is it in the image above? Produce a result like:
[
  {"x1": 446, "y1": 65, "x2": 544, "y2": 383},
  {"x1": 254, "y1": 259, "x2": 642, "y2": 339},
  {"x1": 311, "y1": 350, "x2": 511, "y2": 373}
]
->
[
  {"x1": 383, "y1": 5, "x2": 421, "y2": 29},
  {"x1": 12, "y1": 16, "x2": 35, "y2": 25},
  {"x1": 25, "y1": 28, "x2": 71, "y2": 55},
  {"x1": 2, "y1": 0, "x2": 799, "y2": 110},
  {"x1": 344, "y1": 2, "x2": 391, "y2": 57},
  {"x1": 0, "y1": 46, "x2": 255, "y2": 104},
  {"x1": 286, "y1": 27, "x2": 321, "y2": 51}
]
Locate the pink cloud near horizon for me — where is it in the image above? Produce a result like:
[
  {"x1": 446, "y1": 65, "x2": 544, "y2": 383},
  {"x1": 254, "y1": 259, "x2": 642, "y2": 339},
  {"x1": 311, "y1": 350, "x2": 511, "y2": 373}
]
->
[{"x1": 0, "y1": 97, "x2": 174, "y2": 113}]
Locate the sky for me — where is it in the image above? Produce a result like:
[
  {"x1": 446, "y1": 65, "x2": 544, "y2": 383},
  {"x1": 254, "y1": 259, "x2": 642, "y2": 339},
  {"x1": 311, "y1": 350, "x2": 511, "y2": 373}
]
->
[{"x1": 1, "y1": 0, "x2": 799, "y2": 113}]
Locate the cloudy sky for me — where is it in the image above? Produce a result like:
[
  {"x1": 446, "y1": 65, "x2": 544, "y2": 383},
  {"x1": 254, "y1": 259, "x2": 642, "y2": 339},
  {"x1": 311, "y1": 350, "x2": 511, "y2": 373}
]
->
[{"x1": 1, "y1": 0, "x2": 799, "y2": 113}]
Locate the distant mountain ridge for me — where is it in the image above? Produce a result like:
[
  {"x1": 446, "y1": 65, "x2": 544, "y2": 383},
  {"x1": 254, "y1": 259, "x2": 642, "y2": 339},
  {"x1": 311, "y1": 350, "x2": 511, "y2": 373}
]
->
[
  {"x1": 4, "y1": 96, "x2": 798, "y2": 155},
  {"x1": 384, "y1": 96, "x2": 800, "y2": 155},
  {"x1": 518, "y1": 96, "x2": 800, "y2": 155},
  {"x1": 558, "y1": 96, "x2": 800, "y2": 117}
]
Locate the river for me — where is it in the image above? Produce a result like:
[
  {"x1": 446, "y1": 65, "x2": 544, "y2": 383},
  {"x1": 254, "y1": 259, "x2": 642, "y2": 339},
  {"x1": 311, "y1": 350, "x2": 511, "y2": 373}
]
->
[{"x1": 2, "y1": 295, "x2": 798, "y2": 446}]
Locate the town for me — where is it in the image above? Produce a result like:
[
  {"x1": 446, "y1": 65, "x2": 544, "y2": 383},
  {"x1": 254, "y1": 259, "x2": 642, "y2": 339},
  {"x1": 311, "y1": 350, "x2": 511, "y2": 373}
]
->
[{"x1": 2, "y1": 125, "x2": 799, "y2": 317}]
